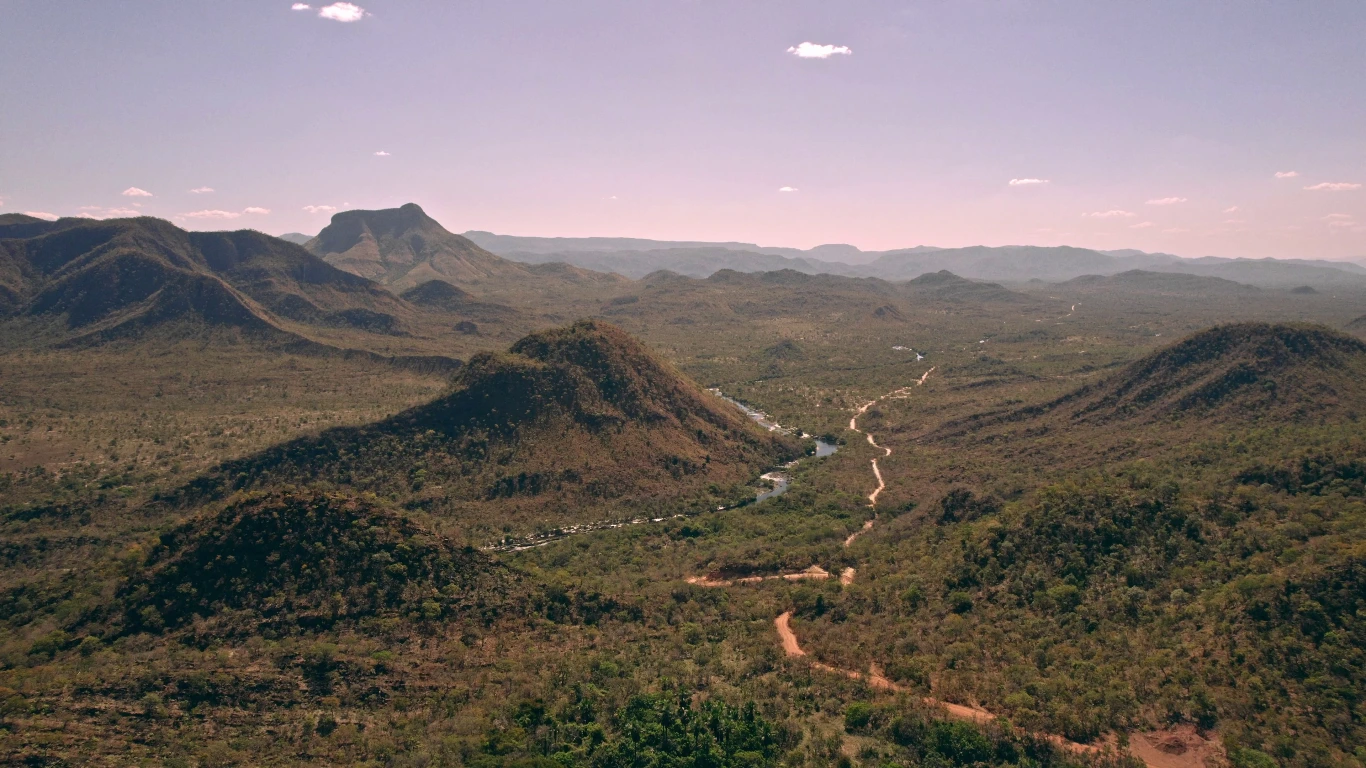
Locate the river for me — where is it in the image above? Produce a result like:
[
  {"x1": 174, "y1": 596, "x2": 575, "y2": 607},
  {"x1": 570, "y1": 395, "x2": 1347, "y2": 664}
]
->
[{"x1": 484, "y1": 391, "x2": 837, "y2": 552}]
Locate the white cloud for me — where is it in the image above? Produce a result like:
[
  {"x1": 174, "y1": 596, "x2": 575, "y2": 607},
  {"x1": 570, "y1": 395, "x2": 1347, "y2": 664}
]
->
[
  {"x1": 303, "y1": 204, "x2": 338, "y2": 214},
  {"x1": 1304, "y1": 182, "x2": 1362, "y2": 191},
  {"x1": 74, "y1": 207, "x2": 141, "y2": 220},
  {"x1": 787, "y1": 42, "x2": 851, "y2": 59},
  {"x1": 373, "y1": 150, "x2": 390, "y2": 156},
  {"x1": 1146, "y1": 197, "x2": 1187, "y2": 206},
  {"x1": 24, "y1": 211, "x2": 59, "y2": 221},
  {"x1": 1008, "y1": 178, "x2": 1049, "y2": 186},
  {"x1": 292, "y1": 3, "x2": 311, "y2": 9},
  {"x1": 1083, "y1": 210, "x2": 1136, "y2": 218},
  {"x1": 182, "y1": 210, "x2": 242, "y2": 220},
  {"x1": 1130, "y1": 221, "x2": 1156, "y2": 229},
  {"x1": 1223, "y1": 206, "x2": 1239, "y2": 213},
  {"x1": 1328, "y1": 220, "x2": 1357, "y2": 229},
  {"x1": 778, "y1": 186, "x2": 798, "y2": 193},
  {"x1": 122, "y1": 187, "x2": 153, "y2": 197},
  {"x1": 189, "y1": 186, "x2": 214, "y2": 194},
  {"x1": 318, "y1": 2, "x2": 365, "y2": 22},
  {"x1": 1322, "y1": 213, "x2": 1354, "y2": 220},
  {"x1": 182, "y1": 206, "x2": 273, "y2": 219},
  {"x1": 1274, "y1": 171, "x2": 1299, "y2": 179}
]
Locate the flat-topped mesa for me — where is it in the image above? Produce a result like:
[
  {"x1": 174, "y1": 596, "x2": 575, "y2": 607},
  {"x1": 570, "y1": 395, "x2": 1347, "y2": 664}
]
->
[{"x1": 306, "y1": 203, "x2": 532, "y2": 287}]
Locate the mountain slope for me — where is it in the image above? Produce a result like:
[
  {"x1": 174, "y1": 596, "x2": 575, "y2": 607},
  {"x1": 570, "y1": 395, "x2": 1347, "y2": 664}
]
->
[
  {"x1": 939, "y1": 324, "x2": 1366, "y2": 442},
  {"x1": 115, "y1": 490, "x2": 516, "y2": 637},
  {"x1": 0, "y1": 216, "x2": 473, "y2": 369},
  {"x1": 1061, "y1": 269, "x2": 1261, "y2": 296},
  {"x1": 177, "y1": 320, "x2": 800, "y2": 534},
  {"x1": 496, "y1": 246, "x2": 858, "y2": 280},
  {"x1": 306, "y1": 204, "x2": 529, "y2": 289},
  {"x1": 1061, "y1": 322, "x2": 1366, "y2": 423},
  {"x1": 902, "y1": 270, "x2": 1024, "y2": 302},
  {"x1": 464, "y1": 230, "x2": 890, "y2": 264},
  {"x1": 398, "y1": 279, "x2": 524, "y2": 327},
  {"x1": 873, "y1": 245, "x2": 1124, "y2": 282}
]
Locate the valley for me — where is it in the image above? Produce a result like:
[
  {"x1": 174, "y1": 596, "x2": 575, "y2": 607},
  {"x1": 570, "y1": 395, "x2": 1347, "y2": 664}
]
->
[{"x1": 1, "y1": 207, "x2": 1364, "y2": 768}]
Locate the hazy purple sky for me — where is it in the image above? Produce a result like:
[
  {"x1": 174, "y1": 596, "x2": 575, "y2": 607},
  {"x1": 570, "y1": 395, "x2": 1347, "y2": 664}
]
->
[{"x1": 3, "y1": 1, "x2": 1364, "y2": 258}]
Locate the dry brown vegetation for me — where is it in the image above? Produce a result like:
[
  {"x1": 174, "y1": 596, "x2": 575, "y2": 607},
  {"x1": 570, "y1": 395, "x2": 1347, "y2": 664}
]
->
[{"x1": 3, "y1": 212, "x2": 1366, "y2": 768}]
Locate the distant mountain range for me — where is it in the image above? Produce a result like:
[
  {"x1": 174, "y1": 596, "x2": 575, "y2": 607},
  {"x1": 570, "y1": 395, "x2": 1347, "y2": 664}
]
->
[
  {"x1": 456, "y1": 230, "x2": 1366, "y2": 289},
  {"x1": 280, "y1": 217, "x2": 1366, "y2": 289}
]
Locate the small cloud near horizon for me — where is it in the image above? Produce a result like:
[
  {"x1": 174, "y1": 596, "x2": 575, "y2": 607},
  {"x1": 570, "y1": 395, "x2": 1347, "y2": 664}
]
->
[
  {"x1": 1146, "y1": 197, "x2": 1187, "y2": 205},
  {"x1": 303, "y1": 205, "x2": 339, "y2": 214},
  {"x1": 1084, "y1": 210, "x2": 1136, "y2": 218},
  {"x1": 318, "y1": 2, "x2": 366, "y2": 22},
  {"x1": 778, "y1": 186, "x2": 798, "y2": 193},
  {"x1": 1008, "y1": 178, "x2": 1049, "y2": 186},
  {"x1": 1304, "y1": 182, "x2": 1361, "y2": 191},
  {"x1": 122, "y1": 187, "x2": 153, "y2": 197},
  {"x1": 183, "y1": 210, "x2": 242, "y2": 220},
  {"x1": 1130, "y1": 221, "x2": 1156, "y2": 229},
  {"x1": 291, "y1": 3, "x2": 311, "y2": 9},
  {"x1": 374, "y1": 150, "x2": 390, "y2": 156},
  {"x1": 77, "y1": 207, "x2": 141, "y2": 219},
  {"x1": 181, "y1": 207, "x2": 271, "y2": 220},
  {"x1": 1223, "y1": 206, "x2": 1240, "y2": 213},
  {"x1": 787, "y1": 42, "x2": 851, "y2": 59},
  {"x1": 1274, "y1": 171, "x2": 1299, "y2": 179},
  {"x1": 23, "y1": 211, "x2": 59, "y2": 221},
  {"x1": 189, "y1": 187, "x2": 214, "y2": 194}
]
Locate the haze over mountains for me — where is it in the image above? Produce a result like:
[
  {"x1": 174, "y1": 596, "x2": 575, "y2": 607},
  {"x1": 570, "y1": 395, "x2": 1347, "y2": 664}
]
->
[{"x1": 457, "y1": 230, "x2": 1366, "y2": 289}]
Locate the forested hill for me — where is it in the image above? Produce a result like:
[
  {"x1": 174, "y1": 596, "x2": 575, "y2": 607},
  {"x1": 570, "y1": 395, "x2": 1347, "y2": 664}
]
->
[{"x1": 174, "y1": 320, "x2": 800, "y2": 536}]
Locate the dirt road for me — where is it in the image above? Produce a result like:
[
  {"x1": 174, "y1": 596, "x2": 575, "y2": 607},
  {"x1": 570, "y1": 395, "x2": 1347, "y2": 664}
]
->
[{"x1": 775, "y1": 612, "x2": 1114, "y2": 753}]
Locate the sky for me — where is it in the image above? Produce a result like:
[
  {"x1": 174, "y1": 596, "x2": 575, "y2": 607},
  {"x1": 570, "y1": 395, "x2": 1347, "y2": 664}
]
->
[{"x1": 2, "y1": 0, "x2": 1364, "y2": 260}]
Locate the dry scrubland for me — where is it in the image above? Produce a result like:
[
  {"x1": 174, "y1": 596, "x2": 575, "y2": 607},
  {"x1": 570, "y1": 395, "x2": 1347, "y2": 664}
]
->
[{"x1": 1, "y1": 211, "x2": 1365, "y2": 768}]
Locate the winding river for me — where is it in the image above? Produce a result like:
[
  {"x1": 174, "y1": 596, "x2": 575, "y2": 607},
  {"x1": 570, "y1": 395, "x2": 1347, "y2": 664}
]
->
[{"x1": 483, "y1": 392, "x2": 836, "y2": 552}]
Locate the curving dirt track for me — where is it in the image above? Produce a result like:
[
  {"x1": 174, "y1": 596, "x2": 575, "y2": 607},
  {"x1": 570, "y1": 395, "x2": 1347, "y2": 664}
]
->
[
  {"x1": 774, "y1": 611, "x2": 1125, "y2": 757},
  {"x1": 757, "y1": 363, "x2": 1220, "y2": 768},
  {"x1": 688, "y1": 368, "x2": 1219, "y2": 766},
  {"x1": 844, "y1": 367, "x2": 934, "y2": 541},
  {"x1": 687, "y1": 565, "x2": 831, "y2": 588}
]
